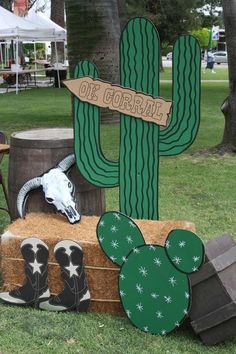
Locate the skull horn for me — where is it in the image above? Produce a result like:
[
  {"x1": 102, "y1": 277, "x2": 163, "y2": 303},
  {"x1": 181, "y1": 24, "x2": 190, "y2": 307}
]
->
[
  {"x1": 57, "y1": 154, "x2": 75, "y2": 172},
  {"x1": 17, "y1": 177, "x2": 42, "y2": 218}
]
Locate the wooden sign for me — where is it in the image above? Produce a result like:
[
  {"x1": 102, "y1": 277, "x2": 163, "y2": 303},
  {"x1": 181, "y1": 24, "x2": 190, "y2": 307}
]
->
[{"x1": 64, "y1": 77, "x2": 172, "y2": 127}]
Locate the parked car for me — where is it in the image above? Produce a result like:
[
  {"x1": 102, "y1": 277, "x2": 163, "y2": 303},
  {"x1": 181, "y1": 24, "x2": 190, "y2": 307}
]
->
[
  {"x1": 166, "y1": 52, "x2": 172, "y2": 60},
  {"x1": 213, "y1": 51, "x2": 228, "y2": 64}
]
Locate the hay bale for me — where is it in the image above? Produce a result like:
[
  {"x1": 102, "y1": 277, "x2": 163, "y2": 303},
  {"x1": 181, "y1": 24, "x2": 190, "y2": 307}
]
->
[{"x1": 1, "y1": 213, "x2": 195, "y2": 315}]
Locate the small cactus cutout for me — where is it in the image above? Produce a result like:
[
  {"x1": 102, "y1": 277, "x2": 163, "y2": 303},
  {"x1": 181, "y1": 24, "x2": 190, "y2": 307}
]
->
[
  {"x1": 97, "y1": 211, "x2": 145, "y2": 266},
  {"x1": 70, "y1": 17, "x2": 201, "y2": 221},
  {"x1": 97, "y1": 212, "x2": 205, "y2": 335},
  {"x1": 165, "y1": 229, "x2": 205, "y2": 273}
]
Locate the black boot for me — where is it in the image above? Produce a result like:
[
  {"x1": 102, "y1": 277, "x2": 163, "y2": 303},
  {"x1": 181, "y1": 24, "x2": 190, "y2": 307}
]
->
[
  {"x1": 0, "y1": 237, "x2": 50, "y2": 307},
  {"x1": 39, "y1": 240, "x2": 90, "y2": 312}
]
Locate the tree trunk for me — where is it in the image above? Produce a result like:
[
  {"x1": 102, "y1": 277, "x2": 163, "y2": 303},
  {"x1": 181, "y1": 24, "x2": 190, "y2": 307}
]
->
[
  {"x1": 64, "y1": 0, "x2": 121, "y2": 123},
  {"x1": 51, "y1": 0, "x2": 65, "y2": 64},
  {"x1": 117, "y1": 0, "x2": 127, "y2": 31},
  {"x1": 219, "y1": 0, "x2": 236, "y2": 152}
]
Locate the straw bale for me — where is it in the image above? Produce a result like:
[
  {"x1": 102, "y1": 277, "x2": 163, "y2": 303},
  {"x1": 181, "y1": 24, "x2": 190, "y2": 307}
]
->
[{"x1": 1, "y1": 213, "x2": 195, "y2": 315}]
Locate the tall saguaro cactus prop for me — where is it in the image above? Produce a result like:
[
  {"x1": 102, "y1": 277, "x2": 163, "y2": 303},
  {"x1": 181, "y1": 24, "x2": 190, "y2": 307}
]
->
[{"x1": 73, "y1": 18, "x2": 200, "y2": 220}]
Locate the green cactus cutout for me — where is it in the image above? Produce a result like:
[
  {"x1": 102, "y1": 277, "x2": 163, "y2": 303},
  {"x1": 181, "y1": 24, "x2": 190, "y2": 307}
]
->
[
  {"x1": 119, "y1": 245, "x2": 191, "y2": 334},
  {"x1": 96, "y1": 213, "x2": 205, "y2": 335},
  {"x1": 72, "y1": 17, "x2": 201, "y2": 220},
  {"x1": 165, "y1": 229, "x2": 205, "y2": 273},
  {"x1": 97, "y1": 211, "x2": 145, "y2": 267}
]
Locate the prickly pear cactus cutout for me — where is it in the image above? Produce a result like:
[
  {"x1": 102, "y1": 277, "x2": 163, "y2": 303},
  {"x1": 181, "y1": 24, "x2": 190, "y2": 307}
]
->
[
  {"x1": 119, "y1": 245, "x2": 191, "y2": 334},
  {"x1": 97, "y1": 212, "x2": 145, "y2": 266},
  {"x1": 165, "y1": 229, "x2": 205, "y2": 273},
  {"x1": 68, "y1": 17, "x2": 201, "y2": 221},
  {"x1": 97, "y1": 218, "x2": 205, "y2": 335}
]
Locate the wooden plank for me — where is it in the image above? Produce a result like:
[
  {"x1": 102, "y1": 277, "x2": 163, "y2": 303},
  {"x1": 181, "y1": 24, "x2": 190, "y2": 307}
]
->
[
  {"x1": 189, "y1": 233, "x2": 236, "y2": 345},
  {"x1": 191, "y1": 301, "x2": 236, "y2": 333}
]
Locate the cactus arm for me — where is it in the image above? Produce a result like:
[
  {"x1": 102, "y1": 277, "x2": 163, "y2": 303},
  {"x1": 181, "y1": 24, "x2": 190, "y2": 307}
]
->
[
  {"x1": 119, "y1": 18, "x2": 160, "y2": 220},
  {"x1": 73, "y1": 60, "x2": 119, "y2": 187},
  {"x1": 159, "y1": 35, "x2": 201, "y2": 156}
]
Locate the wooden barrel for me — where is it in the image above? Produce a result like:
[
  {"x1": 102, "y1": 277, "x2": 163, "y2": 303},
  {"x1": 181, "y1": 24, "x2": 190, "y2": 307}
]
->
[{"x1": 8, "y1": 128, "x2": 105, "y2": 220}]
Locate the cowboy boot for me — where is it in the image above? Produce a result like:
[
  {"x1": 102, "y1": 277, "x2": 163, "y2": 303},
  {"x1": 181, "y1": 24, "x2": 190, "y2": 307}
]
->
[
  {"x1": 39, "y1": 240, "x2": 90, "y2": 312},
  {"x1": 0, "y1": 237, "x2": 50, "y2": 307}
]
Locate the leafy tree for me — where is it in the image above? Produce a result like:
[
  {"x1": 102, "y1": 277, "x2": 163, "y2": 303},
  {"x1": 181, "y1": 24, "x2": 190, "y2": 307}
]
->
[
  {"x1": 126, "y1": 1, "x2": 224, "y2": 46},
  {"x1": 1, "y1": 0, "x2": 13, "y2": 10},
  {"x1": 195, "y1": 0, "x2": 223, "y2": 27},
  {"x1": 126, "y1": 0, "x2": 201, "y2": 47},
  {"x1": 192, "y1": 28, "x2": 210, "y2": 48},
  {"x1": 197, "y1": 0, "x2": 222, "y2": 10},
  {"x1": 23, "y1": 43, "x2": 45, "y2": 61},
  {"x1": 191, "y1": 28, "x2": 217, "y2": 49}
]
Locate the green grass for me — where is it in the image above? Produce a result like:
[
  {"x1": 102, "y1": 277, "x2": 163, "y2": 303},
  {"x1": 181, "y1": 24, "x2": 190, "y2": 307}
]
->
[
  {"x1": 1, "y1": 83, "x2": 236, "y2": 353},
  {"x1": 161, "y1": 66, "x2": 229, "y2": 81},
  {"x1": 0, "y1": 88, "x2": 72, "y2": 137},
  {"x1": 2, "y1": 306, "x2": 236, "y2": 354}
]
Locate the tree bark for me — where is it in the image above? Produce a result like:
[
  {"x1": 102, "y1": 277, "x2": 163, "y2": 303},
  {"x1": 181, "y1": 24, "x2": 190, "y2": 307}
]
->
[
  {"x1": 51, "y1": 0, "x2": 65, "y2": 63},
  {"x1": 219, "y1": 0, "x2": 236, "y2": 152},
  {"x1": 117, "y1": 0, "x2": 127, "y2": 31},
  {"x1": 64, "y1": 0, "x2": 121, "y2": 123}
]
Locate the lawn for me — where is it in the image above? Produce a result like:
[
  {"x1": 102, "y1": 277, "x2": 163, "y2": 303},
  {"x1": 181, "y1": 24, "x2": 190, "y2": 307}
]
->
[
  {"x1": 161, "y1": 65, "x2": 229, "y2": 81},
  {"x1": 0, "y1": 82, "x2": 236, "y2": 353}
]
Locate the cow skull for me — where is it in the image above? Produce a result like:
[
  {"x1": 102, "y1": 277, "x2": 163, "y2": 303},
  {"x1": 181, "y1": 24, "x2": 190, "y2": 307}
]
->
[{"x1": 17, "y1": 154, "x2": 81, "y2": 224}]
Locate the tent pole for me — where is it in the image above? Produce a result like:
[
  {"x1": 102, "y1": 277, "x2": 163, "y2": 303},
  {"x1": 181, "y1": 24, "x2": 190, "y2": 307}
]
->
[
  {"x1": 6, "y1": 43, "x2": 9, "y2": 67},
  {"x1": 0, "y1": 44, "x2": 3, "y2": 69},
  {"x1": 16, "y1": 39, "x2": 19, "y2": 94},
  {"x1": 55, "y1": 40, "x2": 60, "y2": 88},
  {"x1": 11, "y1": 40, "x2": 14, "y2": 63},
  {"x1": 5, "y1": 44, "x2": 7, "y2": 67},
  {"x1": 64, "y1": 41, "x2": 66, "y2": 64},
  {"x1": 34, "y1": 42, "x2": 37, "y2": 70}
]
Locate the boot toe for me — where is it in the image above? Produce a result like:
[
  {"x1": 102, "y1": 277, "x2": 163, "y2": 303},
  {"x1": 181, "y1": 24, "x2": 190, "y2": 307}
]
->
[
  {"x1": 39, "y1": 300, "x2": 68, "y2": 312},
  {"x1": 0, "y1": 292, "x2": 26, "y2": 304}
]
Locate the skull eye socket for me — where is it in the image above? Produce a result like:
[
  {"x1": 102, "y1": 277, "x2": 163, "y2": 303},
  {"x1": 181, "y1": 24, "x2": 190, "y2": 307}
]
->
[{"x1": 46, "y1": 197, "x2": 54, "y2": 203}]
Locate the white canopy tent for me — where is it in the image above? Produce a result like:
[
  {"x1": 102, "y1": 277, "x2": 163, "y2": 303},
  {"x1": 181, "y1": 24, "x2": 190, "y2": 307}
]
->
[
  {"x1": 0, "y1": 6, "x2": 66, "y2": 92},
  {"x1": 24, "y1": 9, "x2": 67, "y2": 70},
  {"x1": 0, "y1": 6, "x2": 55, "y2": 41},
  {"x1": 25, "y1": 9, "x2": 66, "y2": 42}
]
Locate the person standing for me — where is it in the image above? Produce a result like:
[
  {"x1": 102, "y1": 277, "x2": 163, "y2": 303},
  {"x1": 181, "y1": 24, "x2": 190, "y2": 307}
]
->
[{"x1": 204, "y1": 50, "x2": 216, "y2": 74}]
